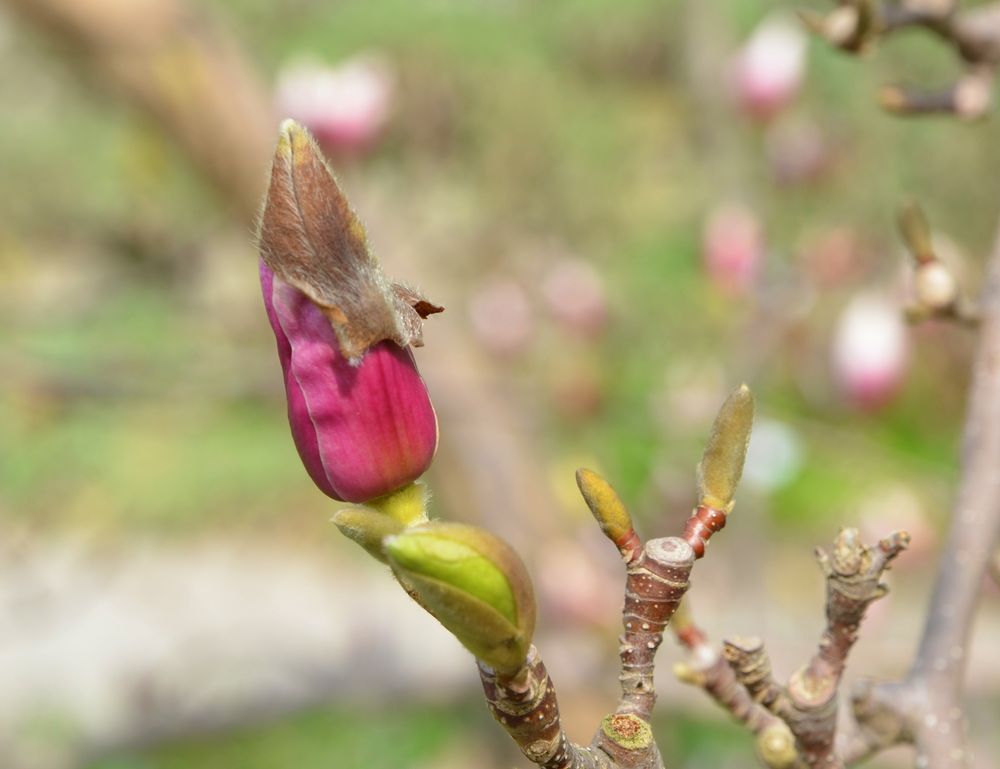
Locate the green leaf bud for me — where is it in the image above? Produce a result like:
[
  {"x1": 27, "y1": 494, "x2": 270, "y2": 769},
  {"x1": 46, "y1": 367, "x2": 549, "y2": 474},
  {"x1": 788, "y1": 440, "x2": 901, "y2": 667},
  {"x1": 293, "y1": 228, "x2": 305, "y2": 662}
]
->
[
  {"x1": 697, "y1": 384, "x2": 754, "y2": 513},
  {"x1": 385, "y1": 522, "x2": 536, "y2": 674}
]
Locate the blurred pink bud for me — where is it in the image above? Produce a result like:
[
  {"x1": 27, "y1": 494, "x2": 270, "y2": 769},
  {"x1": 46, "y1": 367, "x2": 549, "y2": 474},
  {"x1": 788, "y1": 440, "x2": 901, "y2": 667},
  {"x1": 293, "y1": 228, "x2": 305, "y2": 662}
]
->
[
  {"x1": 800, "y1": 227, "x2": 864, "y2": 289},
  {"x1": 260, "y1": 261, "x2": 438, "y2": 503},
  {"x1": 275, "y1": 55, "x2": 394, "y2": 155},
  {"x1": 766, "y1": 120, "x2": 835, "y2": 186},
  {"x1": 467, "y1": 278, "x2": 534, "y2": 357},
  {"x1": 541, "y1": 258, "x2": 609, "y2": 337},
  {"x1": 731, "y1": 15, "x2": 807, "y2": 122},
  {"x1": 832, "y1": 293, "x2": 909, "y2": 411},
  {"x1": 702, "y1": 204, "x2": 764, "y2": 295}
]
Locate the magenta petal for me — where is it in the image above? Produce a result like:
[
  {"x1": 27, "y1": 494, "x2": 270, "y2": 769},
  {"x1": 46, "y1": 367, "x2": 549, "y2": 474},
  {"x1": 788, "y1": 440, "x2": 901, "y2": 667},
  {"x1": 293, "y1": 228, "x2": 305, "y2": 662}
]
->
[{"x1": 260, "y1": 261, "x2": 438, "y2": 502}]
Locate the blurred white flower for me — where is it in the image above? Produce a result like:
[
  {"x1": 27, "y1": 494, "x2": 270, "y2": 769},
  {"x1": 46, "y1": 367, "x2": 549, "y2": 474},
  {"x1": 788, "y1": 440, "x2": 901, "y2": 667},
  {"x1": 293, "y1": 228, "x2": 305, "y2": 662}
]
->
[
  {"x1": 541, "y1": 258, "x2": 609, "y2": 337},
  {"x1": 275, "y1": 54, "x2": 394, "y2": 155},
  {"x1": 702, "y1": 203, "x2": 764, "y2": 295},
  {"x1": 743, "y1": 417, "x2": 804, "y2": 492},
  {"x1": 832, "y1": 293, "x2": 910, "y2": 410},
  {"x1": 731, "y1": 14, "x2": 808, "y2": 122}
]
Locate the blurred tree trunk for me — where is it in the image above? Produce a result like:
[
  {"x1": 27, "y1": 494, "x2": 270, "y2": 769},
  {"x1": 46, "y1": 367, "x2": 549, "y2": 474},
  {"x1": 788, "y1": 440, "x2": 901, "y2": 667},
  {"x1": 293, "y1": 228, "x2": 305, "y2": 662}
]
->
[{"x1": 2, "y1": 0, "x2": 275, "y2": 219}]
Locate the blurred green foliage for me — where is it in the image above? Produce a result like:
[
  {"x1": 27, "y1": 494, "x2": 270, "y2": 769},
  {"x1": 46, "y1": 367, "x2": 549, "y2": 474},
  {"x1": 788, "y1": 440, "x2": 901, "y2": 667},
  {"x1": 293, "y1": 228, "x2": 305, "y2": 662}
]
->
[{"x1": 88, "y1": 703, "x2": 474, "y2": 769}]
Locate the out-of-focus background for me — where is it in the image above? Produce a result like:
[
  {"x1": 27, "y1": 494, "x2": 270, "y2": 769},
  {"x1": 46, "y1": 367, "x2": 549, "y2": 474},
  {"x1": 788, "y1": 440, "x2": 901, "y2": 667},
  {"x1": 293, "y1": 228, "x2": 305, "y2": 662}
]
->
[{"x1": 1, "y1": 0, "x2": 999, "y2": 767}]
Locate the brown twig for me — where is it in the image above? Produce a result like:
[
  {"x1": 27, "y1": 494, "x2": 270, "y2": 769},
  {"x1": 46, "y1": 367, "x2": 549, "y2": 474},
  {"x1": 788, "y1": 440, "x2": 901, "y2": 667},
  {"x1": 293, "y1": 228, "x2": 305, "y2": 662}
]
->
[
  {"x1": 480, "y1": 641, "x2": 672, "y2": 769},
  {"x1": 780, "y1": 530, "x2": 909, "y2": 768},
  {"x1": 808, "y1": 0, "x2": 1000, "y2": 117},
  {"x1": 480, "y1": 648, "x2": 610, "y2": 769},
  {"x1": 672, "y1": 603, "x2": 801, "y2": 769},
  {"x1": 905, "y1": 216, "x2": 1000, "y2": 766},
  {"x1": 705, "y1": 529, "x2": 907, "y2": 769},
  {"x1": 846, "y1": 217, "x2": 1000, "y2": 768},
  {"x1": 617, "y1": 538, "x2": 695, "y2": 720}
]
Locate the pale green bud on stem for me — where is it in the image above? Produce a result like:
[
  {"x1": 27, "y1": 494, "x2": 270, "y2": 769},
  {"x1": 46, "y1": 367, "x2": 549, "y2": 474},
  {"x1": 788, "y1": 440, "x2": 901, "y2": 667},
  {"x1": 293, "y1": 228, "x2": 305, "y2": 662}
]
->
[{"x1": 385, "y1": 522, "x2": 536, "y2": 674}]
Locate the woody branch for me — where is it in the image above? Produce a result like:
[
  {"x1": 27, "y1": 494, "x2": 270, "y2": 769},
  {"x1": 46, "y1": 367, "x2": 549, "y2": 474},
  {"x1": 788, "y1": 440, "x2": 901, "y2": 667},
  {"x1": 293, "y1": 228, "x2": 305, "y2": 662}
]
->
[{"x1": 805, "y1": 0, "x2": 1000, "y2": 118}]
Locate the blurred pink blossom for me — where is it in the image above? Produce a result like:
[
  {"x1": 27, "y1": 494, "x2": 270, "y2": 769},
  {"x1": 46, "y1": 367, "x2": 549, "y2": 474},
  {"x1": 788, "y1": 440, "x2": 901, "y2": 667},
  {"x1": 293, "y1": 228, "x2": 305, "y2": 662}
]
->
[
  {"x1": 832, "y1": 293, "x2": 910, "y2": 411},
  {"x1": 541, "y1": 258, "x2": 609, "y2": 337},
  {"x1": 467, "y1": 278, "x2": 535, "y2": 357},
  {"x1": 702, "y1": 203, "x2": 764, "y2": 295},
  {"x1": 766, "y1": 120, "x2": 835, "y2": 186},
  {"x1": 275, "y1": 55, "x2": 394, "y2": 156},
  {"x1": 730, "y1": 14, "x2": 808, "y2": 122}
]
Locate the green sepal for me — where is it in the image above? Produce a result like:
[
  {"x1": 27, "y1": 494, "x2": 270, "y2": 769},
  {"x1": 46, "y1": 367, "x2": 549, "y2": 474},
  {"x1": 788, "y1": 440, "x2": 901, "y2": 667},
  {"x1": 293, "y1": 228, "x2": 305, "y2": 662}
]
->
[{"x1": 332, "y1": 507, "x2": 405, "y2": 563}]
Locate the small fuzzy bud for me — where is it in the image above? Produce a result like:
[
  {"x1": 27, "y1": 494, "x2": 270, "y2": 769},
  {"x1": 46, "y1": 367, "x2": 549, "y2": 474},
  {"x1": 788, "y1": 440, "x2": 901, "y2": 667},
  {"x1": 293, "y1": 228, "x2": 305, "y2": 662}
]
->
[
  {"x1": 385, "y1": 522, "x2": 536, "y2": 674},
  {"x1": 575, "y1": 468, "x2": 639, "y2": 559},
  {"x1": 332, "y1": 507, "x2": 404, "y2": 563},
  {"x1": 697, "y1": 384, "x2": 755, "y2": 513}
]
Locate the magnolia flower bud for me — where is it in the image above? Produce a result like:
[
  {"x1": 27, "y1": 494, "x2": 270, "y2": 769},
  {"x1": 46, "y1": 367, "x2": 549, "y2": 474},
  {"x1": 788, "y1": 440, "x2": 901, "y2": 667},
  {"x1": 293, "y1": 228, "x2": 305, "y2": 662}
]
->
[
  {"x1": 730, "y1": 14, "x2": 807, "y2": 122},
  {"x1": 257, "y1": 121, "x2": 441, "y2": 503},
  {"x1": 275, "y1": 54, "x2": 394, "y2": 156},
  {"x1": 385, "y1": 522, "x2": 536, "y2": 674},
  {"x1": 261, "y1": 262, "x2": 438, "y2": 503}
]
